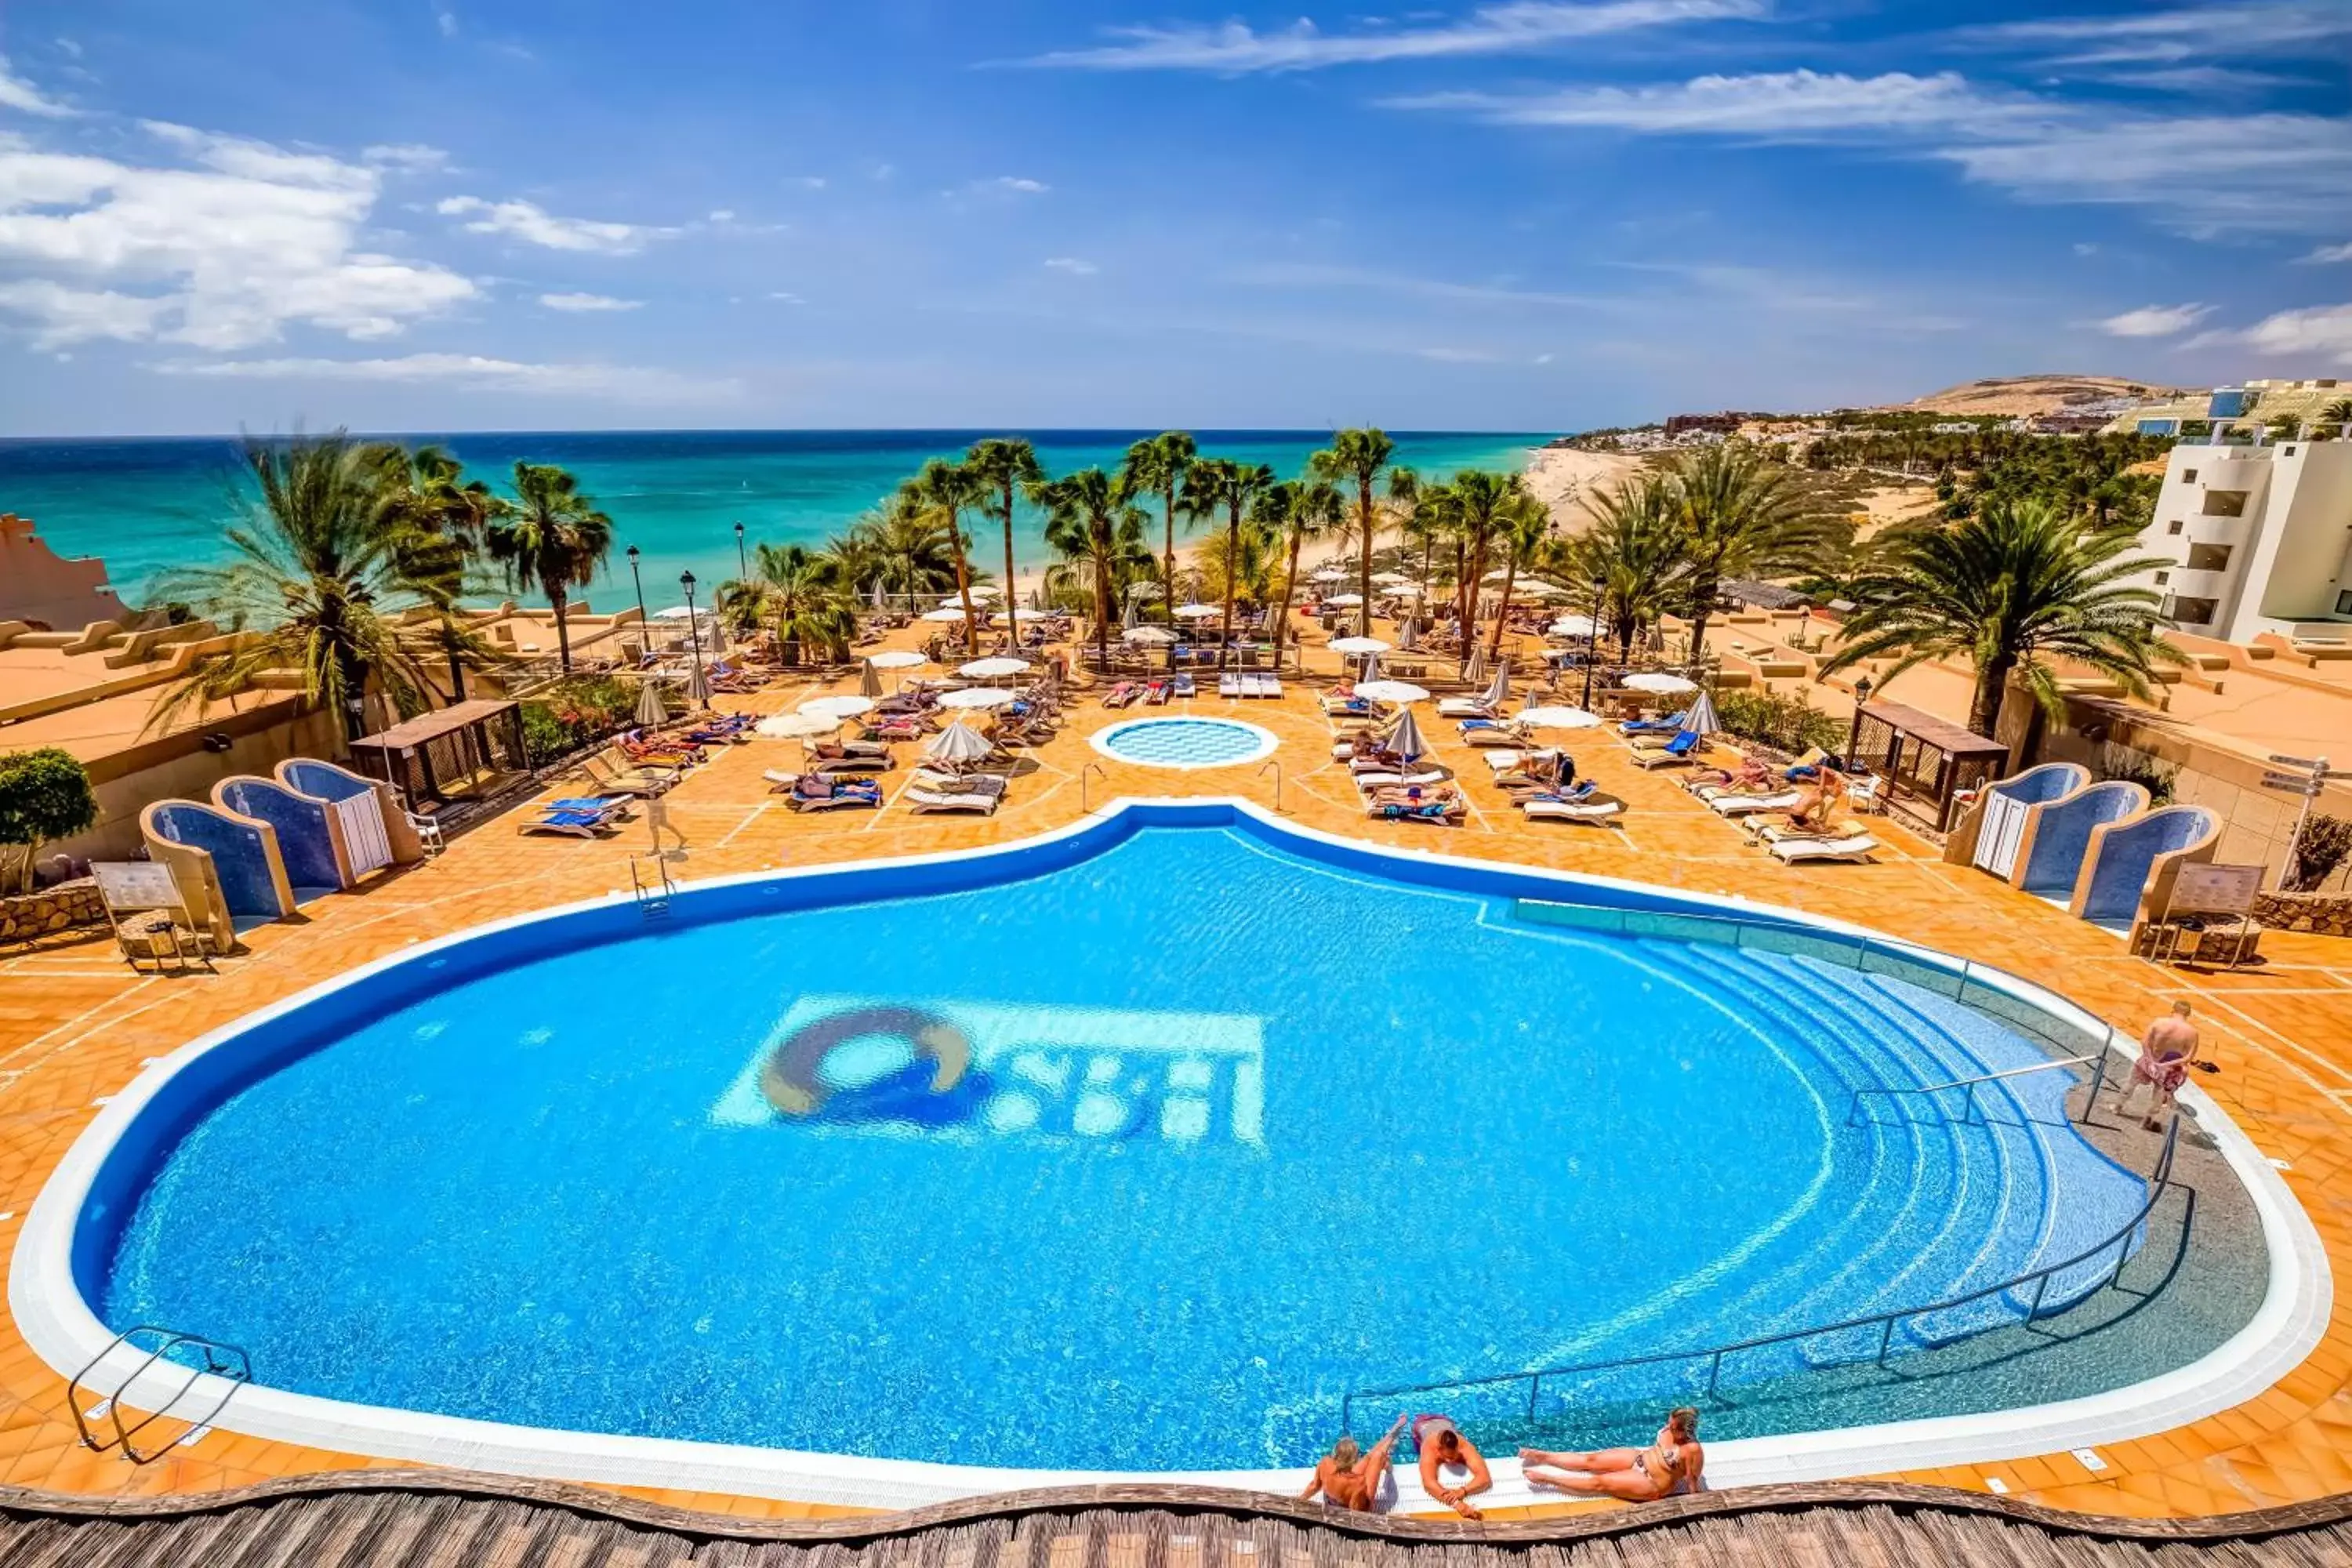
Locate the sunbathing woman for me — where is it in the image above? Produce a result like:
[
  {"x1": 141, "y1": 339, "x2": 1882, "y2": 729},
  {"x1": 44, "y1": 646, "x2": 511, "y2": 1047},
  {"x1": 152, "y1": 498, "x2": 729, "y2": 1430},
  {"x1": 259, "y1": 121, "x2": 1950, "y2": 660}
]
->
[
  {"x1": 1520, "y1": 1408, "x2": 1704, "y2": 1501},
  {"x1": 1302, "y1": 1415, "x2": 1407, "y2": 1512}
]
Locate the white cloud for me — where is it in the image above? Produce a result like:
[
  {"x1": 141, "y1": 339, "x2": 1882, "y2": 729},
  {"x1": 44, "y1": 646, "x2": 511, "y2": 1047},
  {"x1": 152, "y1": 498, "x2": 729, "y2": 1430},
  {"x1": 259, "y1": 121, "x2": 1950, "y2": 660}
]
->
[
  {"x1": 1020, "y1": 0, "x2": 1762, "y2": 72},
  {"x1": 1957, "y1": 1, "x2": 2352, "y2": 66},
  {"x1": 437, "y1": 194, "x2": 677, "y2": 253},
  {"x1": 1043, "y1": 256, "x2": 1098, "y2": 275},
  {"x1": 2303, "y1": 241, "x2": 2352, "y2": 263},
  {"x1": 978, "y1": 176, "x2": 1048, "y2": 194},
  {"x1": 2230, "y1": 302, "x2": 2352, "y2": 365},
  {"x1": 434, "y1": 6, "x2": 458, "y2": 37},
  {"x1": 1391, "y1": 70, "x2": 2352, "y2": 235},
  {"x1": 0, "y1": 55, "x2": 74, "y2": 117},
  {"x1": 709, "y1": 208, "x2": 735, "y2": 222},
  {"x1": 768, "y1": 291, "x2": 805, "y2": 304},
  {"x1": 0, "y1": 122, "x2": 474, "y2": 349},
  {"x1": 539, "y1": 291, "x2": 641, "y2": 311},
  {"x1": 362, "y1": 143, "x2": 449, "y2": 173},
  {"x1": 2097, "y1": 303, "x2": 2212, "y2": 337},
  {"x1": 153, "y1": 351, "x2": 737, "y2": 403}
]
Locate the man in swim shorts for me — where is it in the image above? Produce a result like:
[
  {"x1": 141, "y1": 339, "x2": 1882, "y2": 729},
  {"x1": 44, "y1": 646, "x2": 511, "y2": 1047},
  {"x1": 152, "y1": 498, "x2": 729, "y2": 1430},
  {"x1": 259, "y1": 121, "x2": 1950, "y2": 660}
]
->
[
  {"x1": 1413, "y1": 1415, "x2": 1493, "y2": 1519},
  {"x1": 2118, "y1": 1000, "x2": 2200, "y2": 1131},
  {"x1": 1301, "y1": 1414, "x2": 1406, "y2": 1512}
]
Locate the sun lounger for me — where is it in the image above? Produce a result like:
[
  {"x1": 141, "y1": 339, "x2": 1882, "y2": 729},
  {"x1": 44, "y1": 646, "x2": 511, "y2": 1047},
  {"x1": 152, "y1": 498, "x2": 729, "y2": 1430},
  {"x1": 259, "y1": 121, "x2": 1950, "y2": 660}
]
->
[
  {"x1": 1173, "y1": 673, "x2": 1196, "y2": 698},
  {"x1": 1101, "y1": 682, "x2": 1141, "y2": 708},
  {"x1": 1436, "y1": 697, "x2": 1496, "y2": 719},
  {"x1": 1363, "y1": 797, "x2": 1463, "y2": 824},
  {"x1": 1523, "y1": 791, "x2": 1624, "y2": 824},
  {"x1": 1711, "y1": 789, "x2": 1804, "y2": 817},
  {"x1": 1218, "y1": 673, "x2": 1242, "y2": 697},
  {"x1": 544, "y1": 795, "x2": 630, "y2": 819},
  {"x1": 1145, "y1": 679, "x2": 1171, "y2": 705},
  {"x1": 1356, "y1": 768, "x2": 1449, "y2": 789},
  {"x1": 518, "y1": 808, "x2": 619, "y2": 839},
  {"x1": 578, "y1": 755, "x2": 675, "y2": 795},
  {"x1": 1769, "y1": 833, "x2": 1878, "y2": 864},
  {"x1": 1631, "y1": 731, "x2": 1702, "y2": 768},
  {"x1": 805, "y1": 746, "x2": 891, "y2": 771},
  {"x1": 787, "y1": 781, "x2": 881, "y2": 811},
  {"x1": 908, "y1": 786, "x2": 998, "y2": 815},
  {"x1": 913, "y1": 768, "x2": 1009, "y2": 796},
  {"x1": 1459, "y1": 724, "x2": 1530, "y2": 748},
  {"x1": 1619, "y1": 709, "x2": 1688, "y2": 735}
]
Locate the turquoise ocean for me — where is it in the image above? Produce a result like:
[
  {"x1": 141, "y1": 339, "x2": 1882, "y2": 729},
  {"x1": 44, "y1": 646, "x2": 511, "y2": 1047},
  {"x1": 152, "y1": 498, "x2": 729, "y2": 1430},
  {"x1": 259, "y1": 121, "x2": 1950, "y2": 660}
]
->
[{"x1": 0, "y1": 430, "x2": 1548, "y2": 612}]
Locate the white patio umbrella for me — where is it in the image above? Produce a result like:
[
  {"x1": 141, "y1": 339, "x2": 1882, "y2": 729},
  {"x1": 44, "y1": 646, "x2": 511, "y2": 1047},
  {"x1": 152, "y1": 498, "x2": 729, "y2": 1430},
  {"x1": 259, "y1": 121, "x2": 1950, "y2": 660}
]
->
[
  {"x1": 1123, "y1": 626, "x2": 1178, "y2": 644},
  {"x1": 1479, "y1": 666, "x2": 1511, "y2": 709},
  {"x1": 1396, "y1": 616, "x2": 1421, "y2": 650},
  {"x1": 1461, "y1": 646, "x2": 1486, "y2": 687},
  {"x1": 1388, "y1": 708, "x2": 1429, "y2": 762},
  {"x1": 684, "y1": 660, "x2": 710, "y2": 706},
  {"x1": 1355, "y1": 680, "x2": 1428, "y2": 705},
  {"x1": 1550, "y1": 614, "x2": 1599, "y2": 637},
  {"x1": 1359, "y1": 652, "x2": 1380, "y2": 684},
  {"x1": 960, "y1": 655, "x2": 1032, "y2": 679},
  {"x1": 924, "y1": 720, "x2": 999, "y2": 764},
  {"x1": 868, "y1": 649, "x2": 927, "y2": 670},
  {"x1": 1679, "y1": 690, "x2": 1721, "y2": 737},
  {"x1": 1329, "y1": 637, "x2": 1389, "y2": 655},
  {"x1": 1325, "y1": 593, "x2": 1363, "y2": 608},
  {"x1": 938, "y1": 686, "x2": 1020, "y2": 710},
  {"x1": 800, "y1": 694, "x2": 874, "y2": 719},
  {"x1": 1624, "y1": 671, "x2": 1698, "y2": 695},
  {"x1": 871, "y1": 581, "x2": 888, "y2": 612},
  {"x1": 755, "y1": 711, "x2": 844, "y2": 739},
  {"x1": 1173, "y1": 602, "x2": 1221, "y2": 620},
  {"x1": 1312, "y1": 566, "x2": 1348, "y2": 582},
  {"x1": 1373, "y1": 571, "x2": 1411, "y2": 586},
  {"x1": 633, "y1": 680, "x2": 669, "y2": 727},
  {"x1": 1517, "y1": 705, "x2": 1603, "y2": 730},
  {"x1": 1122, "y1": 594, "x2": 1139, "y2": 630},
  {"x1": 965, "y1": 584, "x2": 1001, "y2": 600},
  {"x1": 921, "y1": 605, "x2": 972, "y2": 622},
  {"x1": 858, "y1": 659, "x2": 884, "y2": 699}
]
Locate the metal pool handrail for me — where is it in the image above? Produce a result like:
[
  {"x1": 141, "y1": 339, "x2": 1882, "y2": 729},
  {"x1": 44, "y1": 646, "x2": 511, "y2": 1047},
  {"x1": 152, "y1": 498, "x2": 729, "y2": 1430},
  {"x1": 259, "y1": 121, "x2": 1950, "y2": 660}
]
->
[
  {"x1": 1341, "y1": 1119, "x2": 2190, "y2": 1439},
  {"x1": 1847, "y1": 1055, "x2": 2106, "y2": 1129}
]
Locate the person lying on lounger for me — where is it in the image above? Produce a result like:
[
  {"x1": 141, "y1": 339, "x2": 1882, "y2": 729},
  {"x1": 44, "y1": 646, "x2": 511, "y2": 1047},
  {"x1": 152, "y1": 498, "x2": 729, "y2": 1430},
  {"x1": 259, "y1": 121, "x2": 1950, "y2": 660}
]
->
[
  {"x1": 1302, "y1": 1416, "x2": 1406, "y2": 1512},
  {"x1": 1520, "y1": 1407, "x2": 1703, "y2": 1502},
  {"x1": 1414, "y1": 1416, "x2": 1492, "y2": 1519}
]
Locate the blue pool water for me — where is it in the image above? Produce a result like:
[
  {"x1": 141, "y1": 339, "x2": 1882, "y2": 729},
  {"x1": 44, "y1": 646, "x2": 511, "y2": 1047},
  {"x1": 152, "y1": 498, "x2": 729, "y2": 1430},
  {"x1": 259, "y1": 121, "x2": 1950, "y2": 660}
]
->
[
  {"x1": 95, "y1": 819, "x2": 2147, "y2": 1470},
  {"x1": 1096, "y1": 718, "x2": 1275, "y2": 768}
]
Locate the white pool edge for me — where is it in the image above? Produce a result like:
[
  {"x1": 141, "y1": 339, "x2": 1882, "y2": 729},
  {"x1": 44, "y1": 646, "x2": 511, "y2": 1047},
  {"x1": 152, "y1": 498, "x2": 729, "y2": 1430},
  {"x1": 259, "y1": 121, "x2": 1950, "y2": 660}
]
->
[{"x1": 9, "y1": 795, "x2": 2328, "y2": 1512}]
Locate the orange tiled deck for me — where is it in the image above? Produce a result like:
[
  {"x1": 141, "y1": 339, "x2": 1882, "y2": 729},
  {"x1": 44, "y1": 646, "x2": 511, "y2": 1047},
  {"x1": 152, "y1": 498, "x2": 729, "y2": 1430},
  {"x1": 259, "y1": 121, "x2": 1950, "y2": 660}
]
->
[{"x1": 4, "y1": 648, "x2": 2351, "y2": 1523}]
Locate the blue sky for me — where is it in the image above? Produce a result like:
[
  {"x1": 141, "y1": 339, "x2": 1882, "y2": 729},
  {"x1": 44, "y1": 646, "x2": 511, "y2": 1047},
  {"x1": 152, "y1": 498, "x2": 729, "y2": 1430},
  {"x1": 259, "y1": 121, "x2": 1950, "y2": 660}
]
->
[{"x1": 0, "y1": 0, "x2": 2346, "y2": 435}]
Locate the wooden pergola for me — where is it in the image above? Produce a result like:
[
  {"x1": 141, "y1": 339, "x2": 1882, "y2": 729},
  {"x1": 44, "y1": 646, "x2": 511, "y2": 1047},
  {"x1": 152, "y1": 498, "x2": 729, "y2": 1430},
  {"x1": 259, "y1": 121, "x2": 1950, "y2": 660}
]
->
[
  {"x1": 347, "y1": 698, "x2": 527, "y2": 806},
  {"x1": 1845, "y1": 698, "x2": 2011, "y2": 832}
]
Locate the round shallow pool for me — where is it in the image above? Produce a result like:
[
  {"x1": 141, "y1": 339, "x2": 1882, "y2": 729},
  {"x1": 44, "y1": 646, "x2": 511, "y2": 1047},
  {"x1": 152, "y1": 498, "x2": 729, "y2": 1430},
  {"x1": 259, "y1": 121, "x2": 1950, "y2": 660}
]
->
[
  {"x1": 1091, "y1": 717, "x2": 1277, "y2": 768},
  {"x1": 61, "y1": 809, "x2": 2173, "y2": 1476}
]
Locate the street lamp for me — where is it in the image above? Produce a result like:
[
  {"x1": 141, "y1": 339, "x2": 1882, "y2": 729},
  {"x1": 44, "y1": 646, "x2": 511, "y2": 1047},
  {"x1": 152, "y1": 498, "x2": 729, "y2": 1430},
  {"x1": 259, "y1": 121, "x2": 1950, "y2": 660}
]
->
[
  {"x1": 733, "y1": 521, "x2": 748, "y2": 583},
  {"x1": 681, "y1": 569, "x2": 708, "y2": 710},
  {"x1": 1845, "y1": 673, "x2": 1874, "y2": 771},
  {"x1": 626, "y1": 544, "x2": 649, "y2": 659}
]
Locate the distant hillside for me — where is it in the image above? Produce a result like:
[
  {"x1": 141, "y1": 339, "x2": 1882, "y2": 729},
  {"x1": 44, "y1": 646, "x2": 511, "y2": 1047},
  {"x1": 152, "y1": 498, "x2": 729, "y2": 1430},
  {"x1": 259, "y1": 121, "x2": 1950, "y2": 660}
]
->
[{"x1": 1900, "y1": 376, "x2": 2187, "y2": 417}]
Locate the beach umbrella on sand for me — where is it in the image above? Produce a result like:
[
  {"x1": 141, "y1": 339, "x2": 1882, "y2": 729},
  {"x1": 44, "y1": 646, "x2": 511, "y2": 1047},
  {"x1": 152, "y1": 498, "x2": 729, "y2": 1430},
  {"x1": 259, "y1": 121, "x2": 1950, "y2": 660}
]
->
[
  {"x1": 1396, "y1": 615, "x2": 1421, "y2": 651},
  {"x1": 868, "y1": 649, "x2": 927, "y2": 670},
  {"x1": 960, "y1": 655, "x2": 1032, "y2": 679},
  {"x1": 1355, "y1": 680, "x2": 1428, "y2": 705},
  {"x1": 924, "y1": 720, "x2": 999, "y2": 765},
  {"x1": 800, "y1": 694, "x2": 873, "y2": 719},
  {"x1": 1386, "y1": 707, "x2": 1429, "y2": 763},
  {"x1": 1624, "y1": 671, "x2": 1697, "y2": 695},
  {"x1": 858, "y1": 659, "x2": 884, "y2": 698},
  {"x1": 685, "y1": 660, "x2": 710, "y2": 706},
  {"x1": 756, "y1": 711, "x2": 844, "y2": 739},
  {"x1": 1461, "y1": 646, "x2": 1486, "y2": 687},
  {"x1": 938, "y1": 686, "x2": 1020, "y2": 710},
  {"x1": 1325, "y1": 593, "x2": 1363, "y2": 608},
  {"x1": 1679, "y1": 690, "x2": 1720, "y2": 738},
  {"x1": 1174, "y1": 602, "x2": 1221, "y2": 620},
  {"x1": 921, "y1": 604, "x2": 971, "y2": 622},
  {"x1": 1551, "y1": 614, "x2": 1597, "y2": 638},
  {"x1": 1124, "y1": 626, "x2": 1177, "y2": 644},
  {"x1": 633, "y1": 680, "x2": 669, "y2": 728},
  {"x1": 1330, "y1": 636, "x2": 1388, "y2": 656},
  {"x1": 1517, "y1": 705, "x2": 1602, "y2": 731},
  {"x1": 965, "y1": 584, "x2": 1001, "y2": 600}
]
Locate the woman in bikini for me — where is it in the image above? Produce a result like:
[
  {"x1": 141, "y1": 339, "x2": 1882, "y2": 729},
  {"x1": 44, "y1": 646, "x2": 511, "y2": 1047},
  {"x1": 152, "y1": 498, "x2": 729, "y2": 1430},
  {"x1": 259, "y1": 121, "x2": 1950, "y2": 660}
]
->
[{"x1": 1519, "y1": 1407, "x2": 1703, "y2": 1502}]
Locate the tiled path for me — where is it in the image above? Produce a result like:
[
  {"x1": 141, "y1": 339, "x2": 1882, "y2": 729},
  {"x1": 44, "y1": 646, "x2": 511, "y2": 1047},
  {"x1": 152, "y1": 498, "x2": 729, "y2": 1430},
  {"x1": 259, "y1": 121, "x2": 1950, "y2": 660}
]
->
[{"x1": 4, "y1": 652, "x2": 2350, "y2": 1523}]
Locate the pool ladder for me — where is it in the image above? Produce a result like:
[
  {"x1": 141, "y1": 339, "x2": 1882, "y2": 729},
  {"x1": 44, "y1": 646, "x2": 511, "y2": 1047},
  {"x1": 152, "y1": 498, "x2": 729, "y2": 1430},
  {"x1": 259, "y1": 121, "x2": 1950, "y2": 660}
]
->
[
  {"x1": 629, "y1": 853, "x2": 677, "y2": 918},
  {"x1": 68, "y1": 1325, "x2": 251, "y2": 1465}
]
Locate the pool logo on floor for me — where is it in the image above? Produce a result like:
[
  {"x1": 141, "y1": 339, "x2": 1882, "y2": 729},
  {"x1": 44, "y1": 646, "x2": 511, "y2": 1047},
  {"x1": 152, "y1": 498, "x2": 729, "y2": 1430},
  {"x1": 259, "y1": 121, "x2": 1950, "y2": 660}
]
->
[{"x1": 710, "y1": 994, "x2": 1266, "y2": 1148}]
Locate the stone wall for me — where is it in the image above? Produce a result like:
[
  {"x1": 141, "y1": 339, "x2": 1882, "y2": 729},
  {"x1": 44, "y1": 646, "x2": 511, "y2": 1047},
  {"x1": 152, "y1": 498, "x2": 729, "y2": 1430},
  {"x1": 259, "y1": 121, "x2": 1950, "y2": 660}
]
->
[
  {"x1": 2253, "y1": 891, "x2": 2352, "y2": 938},
  {"x1": 0, "y1": 878, "x2": 107, "y2": 943}
]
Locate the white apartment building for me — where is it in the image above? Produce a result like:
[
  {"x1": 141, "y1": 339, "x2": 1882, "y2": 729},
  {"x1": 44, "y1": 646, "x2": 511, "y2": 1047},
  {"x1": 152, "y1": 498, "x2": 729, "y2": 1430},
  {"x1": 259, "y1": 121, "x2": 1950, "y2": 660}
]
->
[{"x1": 2127, "y1": 437, "x2": 2352, "y2": 644}]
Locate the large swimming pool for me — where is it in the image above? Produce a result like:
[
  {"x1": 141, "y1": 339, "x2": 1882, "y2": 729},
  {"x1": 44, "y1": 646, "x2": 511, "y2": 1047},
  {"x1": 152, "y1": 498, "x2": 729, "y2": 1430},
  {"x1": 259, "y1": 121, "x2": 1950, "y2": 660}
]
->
[{"x1": 71, "y1": 808, "x2": 2161, "y2": 1475}]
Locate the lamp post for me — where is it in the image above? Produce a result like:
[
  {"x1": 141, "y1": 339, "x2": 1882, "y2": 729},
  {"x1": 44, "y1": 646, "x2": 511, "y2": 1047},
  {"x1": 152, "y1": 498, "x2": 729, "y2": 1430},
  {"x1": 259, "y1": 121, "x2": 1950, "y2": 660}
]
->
[
  {"x1": 681, "y1": 569, "x2": 708, "y2": 710},
  {"x1": 1845, "y1": 673, "x2": 1874, "y2": 771},
  {"x1": 1580, "y1": 569, "x2": 1606, "y2": 710},
  {"x1": 626, "y1": 545, "x2": 649, "y2": 661},
  {"x1": 733, "y1": 521, "x2": 748, "y2": 583}
]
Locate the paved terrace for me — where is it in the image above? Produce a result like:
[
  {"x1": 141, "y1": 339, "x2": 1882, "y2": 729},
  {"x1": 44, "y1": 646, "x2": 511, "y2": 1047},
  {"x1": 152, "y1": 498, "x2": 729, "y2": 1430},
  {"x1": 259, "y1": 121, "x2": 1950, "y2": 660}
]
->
[{"x1": 3, "y1": 637, "x2": 2351, "y2": 1527}]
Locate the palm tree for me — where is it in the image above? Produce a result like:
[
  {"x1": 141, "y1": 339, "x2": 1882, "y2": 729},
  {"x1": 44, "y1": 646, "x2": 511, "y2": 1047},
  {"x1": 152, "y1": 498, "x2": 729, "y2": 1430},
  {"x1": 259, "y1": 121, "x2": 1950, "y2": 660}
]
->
[
  {"x1": 1182, "y1": 457, "x2": 1276, "y2": 669},
  {"x1": 2322, "y1": 398, "x2": 2352, "y2": 439},
  {"x1": 1438, "y1": 470, "x2": 1515, "y2": 649},
  {"x1": 1486, "y1": 484, "x2": 1553, "y2": 662},
  {"x1": 1309, "y1": 428, "x2": 1397, "y2": 637},
  {"x1": 854, "y1": 492, "x2": 958, "y2": 612},
  {"x1": 1120, "y1": 431, "x2": 1197, "y2": 619},
  {"x1": 363, "y1": 442, "x2": 498, "y2": 699},
  {"x1": 1664, "y1": 441, "x2": 1833, "y2": 664},
  {"x1": 1563, "y1": 477, "x2": 1690, "y2": 662},
  {"x1": 740, "y1": 542, "x2": 851, "y2": 666},
  {"x1": 1820, "y1": 497, "x2": 2180, "y2": 737},
  {"x1": 1261, "y1": 479, "x2": 1344, "y2": 666},
  {"x1": 967, "y1": 437, "x2": 1046, "y2": 646},
  {"x1": 903, "y1": 459, "x2": 985, "y2": 654},
  {"x1": 485, "y1": 462, "x2": 613, "y2": 672},
  {"x1": 1036, "y1": 467, "x2": 1149, "y2": 663},
  {"x1": 151, "y1": 434, "x2": 494, "y2": 742}
]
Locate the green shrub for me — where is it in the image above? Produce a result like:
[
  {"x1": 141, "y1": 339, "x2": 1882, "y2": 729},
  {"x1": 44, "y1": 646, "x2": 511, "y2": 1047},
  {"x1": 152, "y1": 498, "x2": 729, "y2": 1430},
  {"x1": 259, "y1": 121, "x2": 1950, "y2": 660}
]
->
[
  {"x1": 517, "y1": 675, "x2": 639, "y2": 768},
  {"x1": 0, "y1": 746, "x2": 99, "y2": 895},
  {"x1": 2289, "y1": 814, "x2": 2352, "y2": 893},
  {"x1": 1713, "y1": 688, "x2": 1846, "y2": 757},
  {"x1": 2098, "y1": 750, "x2": 2176, "y2": 806}
]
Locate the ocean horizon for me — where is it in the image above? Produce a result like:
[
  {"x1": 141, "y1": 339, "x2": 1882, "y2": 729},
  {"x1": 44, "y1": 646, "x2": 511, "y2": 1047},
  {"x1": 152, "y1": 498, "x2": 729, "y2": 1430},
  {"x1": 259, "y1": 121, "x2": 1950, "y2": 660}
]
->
[{"x1": 0, "y1": 429, "x2": 1552, "y2": 613}]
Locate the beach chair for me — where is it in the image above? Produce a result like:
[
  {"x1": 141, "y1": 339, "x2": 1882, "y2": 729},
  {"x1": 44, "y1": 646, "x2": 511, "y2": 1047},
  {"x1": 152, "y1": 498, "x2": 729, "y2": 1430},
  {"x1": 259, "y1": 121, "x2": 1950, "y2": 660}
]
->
[
  {"x1": 577, "y1": 753, "x2": 677, "y2": 796},
  {"x1": 1619, "y1": 709, "x2": 1688, "y2": 736},
  {"x1": 1437, "y1": 696, "x2": 1497, "y2": 720},
  {"x1": 1458, "y1": 721, "x2": 1531, "y2": 748},
  {"x1": 786, "y1": 778, "x2": 882, "y2": 811},
  {"x1": 804, "y1": 743, "x2": 891, "y2": 772},
  {"x1": 1711, "y1": 789, "x2": 1804, "y2": 817},
  {"x1": 913, "y1": 768, "x2": 1008, "y2": 797},
  {"x1": 1145, "y1": 679, "x2": 1171, "y2": 705},
  {"x1": 518, "y1": 808, "x2": 619, "y2": 839},
  {"x1": 1363, "y1": 796, "x2": 1464, "y2": 825},
  {"x1": 1630, "y1": 731, "x2": 1702, "y2": 769},
  {"x1": 1523, "y1": 790, "x2": 1624, "y2": 825},
  {"x1": 1218, "y1": 673, "x2": 1242, "y2": 698},
  {"x1": 1101, "y1": 681, "x2": 1141, "y2": 708},
  {"x1": 908, "y1": 786, "x2": 998, "y2": 815},
  {"x1": 543, "y1": 794, "x2": 631, "y2": 821},
  {"x1": 1769, "y1": 833, "x2": 1879, "y2": 864}
]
